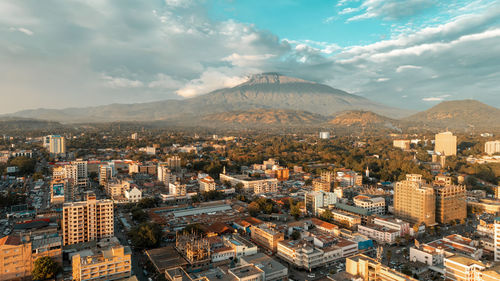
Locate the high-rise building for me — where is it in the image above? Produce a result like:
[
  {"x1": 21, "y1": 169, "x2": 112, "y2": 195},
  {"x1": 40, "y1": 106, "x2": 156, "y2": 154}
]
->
[
  {"x1": 305, "y1": 191, "x2": 337, "y2": 215},
  {"x1": 47, "y1": 135, "x2": 66, "y2": 155},
  {"x1": 62, "y1": 192, "x2": 114, "y2": 246},
  {"x1": 435, "y1": 132, "x2": 457, "y2": 156},
  {"x1": 167, "y1": 155, "x2": 181, "y2": 170},
  {"x1": 199, "y1": 176, "x2": 216, "y2": 192},
  {"x1": 99, "y1": 164, "x2": 114, "y2": 186},
  {"x1": 319, "y1": 131, "x2": 330, "y2": 139},
  {"x1": 158, "y1": 164, "x2": 176, "y2": 185},
  {"x1": 495, "y1": 217, "x2": 500, "y2": 262},
  {"x1": 434, "y1": 176, "x2": 466, "y2": 224},
  {"x1": 394, "y1": 174, "x2": 436, "y2": 226},
  {"x1": 485, "y1": 140, "x2": 500, "y2": 155}
]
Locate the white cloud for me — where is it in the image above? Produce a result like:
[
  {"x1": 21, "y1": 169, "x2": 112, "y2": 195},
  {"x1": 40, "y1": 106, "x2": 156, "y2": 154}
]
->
[
  {"x1": 148, "y1": 74, "x2": 184, "y2": 89},
  {"x1": 396, "y1": 65, "x2": 422, "y2": 72},
  {"x1": 102, "y1": 75, "x2": 144, "y2": 89},
  {"x1": 347, "y1": 0, "x2": 434, "y2": 22},
  {"x1": 377, "y1": 77, "x2": 389, "y2": 82},
  {"x1": 339, "y1": 7, "x2": 361, "y2": 15},
  {"x1": 10, "y1": 27, "x2": 33, "y2": 36},
  {"x1": 176, "y1": 68, "x2": 248, "y2": 98}
]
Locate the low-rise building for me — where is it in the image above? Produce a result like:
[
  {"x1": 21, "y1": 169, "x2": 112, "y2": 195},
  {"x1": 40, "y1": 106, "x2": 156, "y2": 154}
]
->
[
  {"x1": 358, "y1": 223, "x2": 399, "y2": 244},
  {"x1": 240, "y1": 253, "x2": 288, "y2": 281},
  {"x1": 71, "y1": 242, "x2": 132, "y2": 281},
  {"x1": 250, "y1": 224, "x2": 284, "y2": 253},
  {"x1": 353, "y1": 195, "x2": 385, "y2": 215},
  {"x1": 346, "y1": 254, "x2": 417, "y2": 281}
]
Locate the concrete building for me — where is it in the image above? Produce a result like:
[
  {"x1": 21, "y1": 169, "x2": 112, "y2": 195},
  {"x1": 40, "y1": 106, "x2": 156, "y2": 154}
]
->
[
  {"x1": 199, "y1": 176, "x2": 216, "y2": 193},
  {"x1": 250, "y1": 224, "x2": 284, "y2": 253},
  {"x1": 358, "y1": 224, "x2": 399, "y2": 244},
  {"x1": 62, "y1": 192, "x2": 114, "y2": 246},
  {"x1": 353, "y1": 195, "x2": 385, "y2": 215},
  {"x1": 99, "y1": 164, "x2": 115, "y2": 186},
  {"x1": 47, "y1": 135, "x2": 66, "y2": 155},
  {"x1": 167, "y1": 155, "x2": 181, "y2": 170},
  {"x1": 240, "y1": 253, "x2": 288, "y2": 281},
  {"x1": 169, "y1": 182, "x2": 186, "y2": 196},
  {"x1": 319, "y1": 131, "x2": 330, "y2": 139},
  {"x1": 485, "y1": 140, "x2": 500, "y2": 155},
  {"x1": 223, "y1": 235, "x2": 258, "y2": 258},
  {"x1": 346, "y1": 254, "x2": 417, "y2": 281},
  {"x1": 394, "y1": 174, "x2": 436, "y2": 226},
  {"x1": 372, "y1": 217, "x2": 411, "y2": 237},
  {"x1": 158, "y1": 165, "x2": 176, "y2": 186},
  {"x1": 328, "y1": 209, "x2": 362, "y2": 228},
  {"x1": 50, "y1": 178, "x2": 66, "y2": 205},
  {"x1": 220, "y1": 174, "x2": 278, "y2": 194},
  {"x1": 435, "y1": 132, "x2": 457, "y2": 156},
  {"x1": 71, "y1": 241, "x2": 132, "y2": 281},
  {"x1": 434, "y1": 176, "x2": 466, "y2": 224},
  {"x1": 393, "y1": 139, "x2": 411, "y2": 150},
  {"x1": 495, "y1": 217, "x2": 500, "y2": 262},
  {"x1": 305, "y1": 191, "x2": 337, "y2": 215},
  {"x1": 0, "y1": 234, "x2": 62, "y2": 281}
]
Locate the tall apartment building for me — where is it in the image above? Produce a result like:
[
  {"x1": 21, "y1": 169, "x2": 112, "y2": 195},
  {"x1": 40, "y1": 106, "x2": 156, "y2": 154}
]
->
[
  {"x1": 99, "y1": 164, "x2": 114, "y2": 186},
  {"x1": 250, "y1": 224, "x2": 284, "y2": 253},
  {"x1": 73, "y1": 160, "x2": 88, "y2": 179},
  {"x1": 47, "y1": 135, "x2": 66, "y2": 155},
  {"x1": 304, "y1": 191, "x2": 337, "y2": 215},
  {"x1": 62, "y1": 192, "x2": 114, "y2": 246},
  {"x1": 167, "y1": 155, "x2": 181, "y2": 170},
  {"x1": 434, "y1": 176, "x2": 466, "y2": 224},
  {"x1": 353, "y1": 195, "x2": 386, "y2": 215},
  {"x1": 435, "y1": 132, "x2": 457, "y2": 156},
  {"x1": 485, "y1": 140, "x2": 500, "y2": 155},
  {"x1": 495, "y1": 217, "x2": 500, "y2": 262},
  {"x1": 394, "y1": 174, "x2": 436, "y2": 226},
  {"x1": 158, "y1": 164, "x2": 176, "y2": 186},
  {"x1": 72, "y1": 241, "x2": 131, "y2": 281}
]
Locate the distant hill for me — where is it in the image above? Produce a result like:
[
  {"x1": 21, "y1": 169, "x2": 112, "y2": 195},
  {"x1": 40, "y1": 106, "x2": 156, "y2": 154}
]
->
[
  {"x1": 8, "y1": 73, "x2": 408, "y2": 123},
  {"x1": 329, "y1": 110, "x2": 397, "y2": 127},
  {"x1": 0, "y1": 117, "x2": 64, "y2": 131},
  {"x1": 404, "y1": 100, "x2": 500, "y2": 129},
  {"x1": 201, "y1": 109, "x2": 326, "y2": 125}
]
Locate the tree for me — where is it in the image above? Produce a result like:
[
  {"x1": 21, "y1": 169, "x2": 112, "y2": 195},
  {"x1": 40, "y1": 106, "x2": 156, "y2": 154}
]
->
[
  {"x1": 129, "y1": 223, "x2": 163, "y2": 249},
  {"x1": 137, "y1": 197, "x2": 158, "y2": 209},
  {"x1": 248, "y1": 202, "x2": 260, "y2": 216},
  {"x1": 290, "y1": 204, "x2": 301, "y2": 220},
  {"x1": 131, "y1": 207, "x2": 149, "y2": 222},
  {"x1": 32, "y1": 256, "x2": 60, "y2": 281},
  {"x1": 291, "y1": 230, "x2": 301, "y2": 240}
]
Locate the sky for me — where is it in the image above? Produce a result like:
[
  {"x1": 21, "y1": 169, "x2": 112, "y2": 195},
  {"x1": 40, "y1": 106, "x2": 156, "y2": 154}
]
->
[{"x1": 1, "y1": 0, "x2": 500, "y2": 114}]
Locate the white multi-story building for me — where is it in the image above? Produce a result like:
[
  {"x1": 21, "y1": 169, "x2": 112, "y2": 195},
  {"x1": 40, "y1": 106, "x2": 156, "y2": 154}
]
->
[
  {"x1": 305, "y1": 191, "x2": 337, "y2": 215},
  {"x1": 319, "y1": 132, "x2": 330, "y2": 139},
  {"x1": 169, "y1": 182, "x2": 186, "y2": 196},
  {"x1": 158, "y1": 164, "x2": 176, "y2": 185},
  {"x1": 495, "y1": 217, "x2": 500, "y2": 261},
  {"x1": 372, "y1": 217, "x2": 411, "y2": 237},
  {"x1": 220, "y1": 174, "x2": 278, "y2": 194},
  {"x1": 223, "y1": 235, "x2": 258, "y2": 258},
  {"x1": 358, "y1": 224, "x2": 399, "y2": 244},
  {"x1": 199, "y1": 176, "x2": 216, "y2": 192},
  {"x1": 485, "y1": 141, "x2": 500, "y2": 155},
  {"x1": 353, "y1": 195, "x2": 385, "y2": 215}
]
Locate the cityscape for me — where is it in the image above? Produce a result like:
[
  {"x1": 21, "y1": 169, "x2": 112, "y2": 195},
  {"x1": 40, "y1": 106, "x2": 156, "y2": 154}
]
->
[{"x1": 1, "y1": 1, "x2": 500, "y2": 281}]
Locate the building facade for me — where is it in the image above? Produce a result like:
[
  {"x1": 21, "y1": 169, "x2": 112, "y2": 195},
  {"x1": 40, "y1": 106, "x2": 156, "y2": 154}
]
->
[
  {"x1": 62, "y1": 192, "x2": 114, "y2": 246},
  {"x1": 394, "y1": 174, "x2": 436, "y2": 226},
  {"x1": 435, "y1": 132, "x2": 457, "y2": 156}
]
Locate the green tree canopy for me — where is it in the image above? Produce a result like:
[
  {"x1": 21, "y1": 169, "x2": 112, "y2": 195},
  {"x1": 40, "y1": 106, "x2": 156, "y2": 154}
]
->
[{"x1": 32, "y1": 256, "x2": 60, "y2": 281}]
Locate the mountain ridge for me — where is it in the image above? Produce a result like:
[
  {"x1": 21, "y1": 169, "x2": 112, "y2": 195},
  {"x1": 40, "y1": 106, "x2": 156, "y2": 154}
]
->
[{"x1": 7, "y1": 73, "x2": 408, "y2": 123}]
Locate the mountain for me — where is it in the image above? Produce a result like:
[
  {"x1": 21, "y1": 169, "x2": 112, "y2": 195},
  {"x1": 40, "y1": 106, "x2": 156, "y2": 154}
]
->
[
  {"x1": 8, "y1": 73, "x2": 408, "y2": 123},
  {"x1": 404, "y1": 100, "x2": 500, "y2": 129},
  {"x1": 0, "y1": 117, "x2": 64, "y2": 131},
  {"x1": 329, "y1": 110, "x2": 396, "y2": 127},
  {"x1": 201, "y1": 109, "x2": 326, "y2": 125}
]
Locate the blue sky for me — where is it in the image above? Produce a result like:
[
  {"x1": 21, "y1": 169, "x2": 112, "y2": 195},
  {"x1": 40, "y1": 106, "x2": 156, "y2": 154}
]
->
[{"x1": 1, "y1": 0, "x2": 500, "y2": 114}]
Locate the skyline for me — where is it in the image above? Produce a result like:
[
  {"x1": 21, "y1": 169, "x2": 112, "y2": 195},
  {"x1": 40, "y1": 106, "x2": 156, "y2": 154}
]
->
[{"x1": 2, "y1": 0, "x2": 500, "y2": 114}]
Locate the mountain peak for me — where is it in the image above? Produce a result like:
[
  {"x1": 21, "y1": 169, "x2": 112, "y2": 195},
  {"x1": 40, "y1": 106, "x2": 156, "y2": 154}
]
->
[{"x1": 240, "y1": 73, "x2": 312, "y2": 86}]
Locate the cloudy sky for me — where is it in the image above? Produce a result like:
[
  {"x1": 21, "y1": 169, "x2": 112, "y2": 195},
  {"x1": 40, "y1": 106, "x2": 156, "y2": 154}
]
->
[{"x1": 1, "y1": 0, "x2": 500, "y2": 114}]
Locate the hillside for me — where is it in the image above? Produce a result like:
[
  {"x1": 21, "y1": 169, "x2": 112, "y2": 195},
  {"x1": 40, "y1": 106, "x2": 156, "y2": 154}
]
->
[
  {"x1": 201, "y1": 109, "x2": 326, "y2": 125},
  {"x1": 404, "y1": 100, "x2": 500, "y2": 129},
  {"x1": 329, "y1": 110, "x2": 396, "y2": 127},
  {"x1": 8, "y1": 73, "x2": 408, "y2": 123}
]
